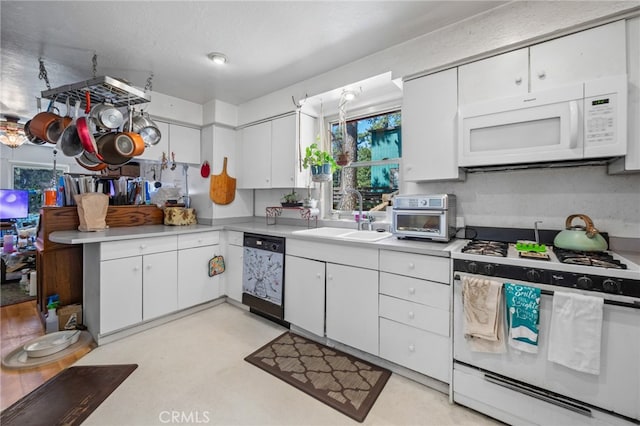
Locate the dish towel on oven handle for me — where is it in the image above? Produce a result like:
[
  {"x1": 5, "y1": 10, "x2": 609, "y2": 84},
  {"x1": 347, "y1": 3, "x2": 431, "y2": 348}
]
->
[
  {"x1": 462, "y1": 276, "x2": 506, "y2": 353},
  {"x1": 547, "y1": 291, "x2": 604, "y2": 375},
  {"x1": 504, "y1": 283, "x2": 541, "y2": 354}
]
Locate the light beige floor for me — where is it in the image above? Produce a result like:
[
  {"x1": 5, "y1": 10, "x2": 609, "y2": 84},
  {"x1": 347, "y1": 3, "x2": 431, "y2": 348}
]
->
[{"x1": 77, "y1": 303, "x2": 501, "y2": 426}]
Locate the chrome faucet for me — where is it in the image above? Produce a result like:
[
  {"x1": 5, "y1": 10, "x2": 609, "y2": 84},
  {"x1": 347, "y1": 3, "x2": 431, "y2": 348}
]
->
[
  {"x1": 343, "y1": 188, "x2": 367, "y2": 231},
  {"x1": 534, "y1": 220, "x2": 543, "y2": 244}
]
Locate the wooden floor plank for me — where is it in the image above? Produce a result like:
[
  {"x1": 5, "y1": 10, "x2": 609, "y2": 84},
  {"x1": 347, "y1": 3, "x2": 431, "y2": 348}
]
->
[{"x1": 0, "y1": 300, "x2": 93, "y2": 410}]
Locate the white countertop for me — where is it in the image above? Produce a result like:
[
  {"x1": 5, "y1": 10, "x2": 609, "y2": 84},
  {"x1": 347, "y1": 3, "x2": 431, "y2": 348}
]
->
[
  {"x1": 50, "y1": 220, "x2": 458, "y2": 257},
  {"x1": 49, "y1": 224, "x2": 223, "y2": 244}
]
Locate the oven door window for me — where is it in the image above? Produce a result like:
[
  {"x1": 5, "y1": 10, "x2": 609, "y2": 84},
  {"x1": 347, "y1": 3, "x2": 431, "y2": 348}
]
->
[
  {"x1": 242, "y1": 248, "x2": 284, "y2": 305},
  {"x1": 395, "y1": 212, "x2": 444, "y2": 234}
]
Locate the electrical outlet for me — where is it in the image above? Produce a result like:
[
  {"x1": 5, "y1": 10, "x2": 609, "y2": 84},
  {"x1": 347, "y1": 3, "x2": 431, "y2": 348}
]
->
[{"x1": 457, "y1": 216, "x2": 465, "y2": 228}]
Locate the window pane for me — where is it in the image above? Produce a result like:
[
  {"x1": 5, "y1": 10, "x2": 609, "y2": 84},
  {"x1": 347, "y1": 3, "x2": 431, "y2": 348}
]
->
[
  {"x1": 13, "y1": 166, "x2": 64, "y2": 215},
  {"x1": 330, "y1": 110, "x2": 401, "y2": 211}
]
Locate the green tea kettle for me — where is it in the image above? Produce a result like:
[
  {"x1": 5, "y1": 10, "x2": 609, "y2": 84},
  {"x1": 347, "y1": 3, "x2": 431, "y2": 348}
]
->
[{"x1": 553, "y1": 214, "x2": 608, "y2": 252}]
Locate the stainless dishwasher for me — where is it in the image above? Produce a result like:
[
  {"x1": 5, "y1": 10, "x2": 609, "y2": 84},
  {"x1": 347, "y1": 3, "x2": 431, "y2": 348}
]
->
[{"x1": 242, "y1": 233, "x2": 286, "y2": 322}]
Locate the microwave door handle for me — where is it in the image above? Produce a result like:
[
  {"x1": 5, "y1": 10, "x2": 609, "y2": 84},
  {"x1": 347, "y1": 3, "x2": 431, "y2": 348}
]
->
[{"x1": 569, "y1": 100, "x2": 579, "y2": 148}]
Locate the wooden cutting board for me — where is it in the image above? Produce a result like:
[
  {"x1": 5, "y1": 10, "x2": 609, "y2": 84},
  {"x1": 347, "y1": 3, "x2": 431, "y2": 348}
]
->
[{"x1": 209, "y1": 157, "x2": 236, "y2": 205}]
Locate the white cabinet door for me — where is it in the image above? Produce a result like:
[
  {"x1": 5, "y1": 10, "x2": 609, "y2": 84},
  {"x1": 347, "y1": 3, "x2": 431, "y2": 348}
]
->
[
  {"x1": 326, "y1": 263, "x2": 378, "y2": 355},
  {"x1": 402, "y1": 68, "x2": 461, "y2": 181},
  {"x1": 271, "y1": 114, "x2": 297, "y2": 188},
  {"x1": 225, "y1": 243, "x2": 244, "y2": 303},
  {"x1": 137, "y1": 120, "x2": 170, "y2": 162},
  {"x1": 284, "y1": 255, "x2": 325, "y2": 336},
  {"x1": 530, "y1": 20, "x2": 626, "y2": 92},
  {"x1": 458, "y1": 48, "x2": 529, "y2": 106},
  {"x1": 177, "y1": 245, "x2": 221, "y2": 309},
  {"x1": 100, "y1": 256, "x2": 143, "y2": 334},
  {"x1": 239, "y1": 121, "x2": 272, "y2": 188},
  {"x1": 170, "y1": 124, "x2": 201, "y2": 165},
  {"x1": 142, "y1": 251, "x2": 178, "y2": 320}
]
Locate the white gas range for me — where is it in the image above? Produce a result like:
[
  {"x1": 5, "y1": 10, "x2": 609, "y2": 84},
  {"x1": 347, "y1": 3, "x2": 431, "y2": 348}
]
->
[{"x1": 449, "y1": 238, "x2": 640, "y2": 426}]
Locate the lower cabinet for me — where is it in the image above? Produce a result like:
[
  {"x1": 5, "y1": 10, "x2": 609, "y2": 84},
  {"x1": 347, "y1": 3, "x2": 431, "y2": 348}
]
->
[
  {"x1": 284, "y1": 255, "x2": 325, "y2": 336},
  {"x1": 378, "y1": 250, "x2": 452, "y2": 383},
  {"x1": 177, "y1": 232, "x2": 221, "y2": 309},
  {"x1": 326, "y1": 263, "x2": 379, "y2": 356},
  {"x1": 99, "y1": 245, "x2": 177, "y2": 334}
]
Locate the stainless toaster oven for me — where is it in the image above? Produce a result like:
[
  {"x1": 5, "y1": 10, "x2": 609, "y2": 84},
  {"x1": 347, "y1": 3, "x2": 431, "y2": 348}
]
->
[{"x1": 392, "y1": 194, "x2": 456, "y2": 241}]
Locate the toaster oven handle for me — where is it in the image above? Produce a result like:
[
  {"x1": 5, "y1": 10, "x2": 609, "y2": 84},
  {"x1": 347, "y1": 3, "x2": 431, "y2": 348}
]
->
[{"x1": 569, "y1": 100, "x2": 579, "y2": 148}]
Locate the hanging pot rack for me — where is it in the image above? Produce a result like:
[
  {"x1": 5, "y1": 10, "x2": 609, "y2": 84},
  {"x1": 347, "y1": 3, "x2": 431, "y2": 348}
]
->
[
  {"x1": 41, "y1": 75, "x2": 150, "y2": 110},
  {"x1": 39, "y1": 55, "x2": 151, "y2": 110}
]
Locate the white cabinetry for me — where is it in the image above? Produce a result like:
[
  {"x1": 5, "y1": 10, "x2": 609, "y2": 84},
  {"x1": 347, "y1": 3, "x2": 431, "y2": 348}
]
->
[
  {"x1": 286, "y1": 238, "x2": 379, "y2": 355},
  {"x1": 137, "y1": 121, "x2": 200, "y2": 164},
  {"x1": 239, "y1": 121, "x2": 272, "y2": 188},
  {"x1": 223, "y1": 231, "x2": 244, "y2": 303},
  {"x1": 238, "y1": 113, "x2": 315, "y2": 189},
  {"x1": 459, "y1": 20, "x2": 626, "y2": 105},
  {"x1": 402, "y1": 68, "x2": 462, "y2": 181},
  {"x1": 177, "y1": 231, "x2": 221, "y2": 309},
  {"x1": 98, "y1": 236, "x2": 178, "y2": 334},
  {"x1": 378, "y1": 250, "x2": 451, "y2": 383},
  {"x1": 284, "y1": 255, "x2": 325, "y2": 336},
  {"x1": 326, "y1": 262, "x2": 379, "y2": 355}
]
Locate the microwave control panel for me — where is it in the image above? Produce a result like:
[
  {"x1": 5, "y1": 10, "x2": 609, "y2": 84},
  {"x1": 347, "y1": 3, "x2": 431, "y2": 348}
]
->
[
  {"x1": 393, "y1": 194, "x2": 455, "y2": 210},
  {"x1": 585, "y1": 93, "x2": 616, "y2": 146}
]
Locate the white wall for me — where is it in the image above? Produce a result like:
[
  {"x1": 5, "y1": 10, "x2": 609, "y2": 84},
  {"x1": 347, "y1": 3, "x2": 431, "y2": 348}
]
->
[{"x1": 239, "y1": 1, "x2": 640, "y2": 238}]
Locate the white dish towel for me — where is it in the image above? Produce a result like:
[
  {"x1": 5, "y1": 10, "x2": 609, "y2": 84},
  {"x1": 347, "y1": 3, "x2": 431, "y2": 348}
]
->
[{"x1": 547, "y1": 291, "x2": 604, "y2": 375}]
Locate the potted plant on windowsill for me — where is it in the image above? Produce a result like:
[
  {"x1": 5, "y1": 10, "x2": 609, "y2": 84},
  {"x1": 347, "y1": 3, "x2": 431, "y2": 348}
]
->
[
  {"x1": 302, "y1": 143, "x2": 339, "y2": 182},
  {"x1": 280, "y1": 191, "x2": 302, "y2": 207}
]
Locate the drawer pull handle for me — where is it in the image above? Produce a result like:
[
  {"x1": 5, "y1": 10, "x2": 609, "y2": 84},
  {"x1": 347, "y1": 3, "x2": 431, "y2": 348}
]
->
[
  {"x1": 408, "y1": 287, "x2": 416, "y2": 295},
  {"x1": 316, "y1": 273, "x2": 322, "y2": 279},
  {"x1": 133, "y1": 266, "x2": 140, "y2": 272},
  {"x1": 328, "y1": 275, "x2": 333, "y2": 281},
  {"x1": 408, "y1": 262, "x2": 415, "y2": 269},
  {"x1": 139, "y1": 244, "x2": 147, "y2": 250},
  {"x1": 408, "y1": 311, "x2": 415, "y2": 319},
  {"x1": 198, "y1": 239, "x2": 202, "y2": 244},
  {"x1": 408, "y1": 344, "x2": 415, "y2": 352}
]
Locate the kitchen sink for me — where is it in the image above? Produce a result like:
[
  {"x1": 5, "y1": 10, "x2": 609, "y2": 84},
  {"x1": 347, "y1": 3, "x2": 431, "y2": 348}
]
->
[
  {"x1": 292, "y1": 227, "x2": 392, "y2": 242},
  {"x1": 339, "y1": 230, "x2": 392, "y2": 242}
]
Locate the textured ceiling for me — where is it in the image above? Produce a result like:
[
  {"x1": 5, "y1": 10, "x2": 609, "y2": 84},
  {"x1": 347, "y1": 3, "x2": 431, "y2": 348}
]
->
[{"x1": 0, "y1": 1, "x2": 506, "y2": 120}]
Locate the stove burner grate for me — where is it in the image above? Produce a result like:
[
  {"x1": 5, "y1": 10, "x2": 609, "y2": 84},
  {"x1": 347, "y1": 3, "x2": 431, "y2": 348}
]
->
[
  {"x1": 554, "y1": 248, "x2": 627, "y2": 269},
  {"x1": 462, "y1": 240, "x2": 508, "y2": 257}
]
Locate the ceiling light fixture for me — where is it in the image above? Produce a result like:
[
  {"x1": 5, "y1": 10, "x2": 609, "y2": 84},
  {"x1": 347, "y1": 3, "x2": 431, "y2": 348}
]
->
[
  {"x1": 207, "y1": 52, "x2": 228, "y2": 65},
  {"x1": 0, "y1": 115, "x2": 27, "y2": 149},
  {"x1": 342, "y1": 90, "x2": 356, "y2": 101}
]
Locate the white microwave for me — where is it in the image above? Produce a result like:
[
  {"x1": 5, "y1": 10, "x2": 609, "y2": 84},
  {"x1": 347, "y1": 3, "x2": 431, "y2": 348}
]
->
[{"x1": 458, "y1": 75, "x2": 627, "y2": 167}]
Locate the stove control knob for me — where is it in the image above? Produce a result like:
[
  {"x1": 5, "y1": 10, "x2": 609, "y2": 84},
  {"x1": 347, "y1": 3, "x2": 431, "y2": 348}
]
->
[
  {"x1": 484, "y1": 264, "x2": 496, "y2": 276},
  {"x1": 526, "y1": 269, "x2": 541, "y2": 282},
  {"x1": 602, "y1": 279, "x2": 621, "y2": 294},
  {"x1": 420, "y1": 199, "x2": 428, "y2": 207},
  {"x1": 467, "y1": 262, "x2": 478, "y2": 274},
  {"x1": 576, "y1": 276, "x2": 593, "y2": 290}
]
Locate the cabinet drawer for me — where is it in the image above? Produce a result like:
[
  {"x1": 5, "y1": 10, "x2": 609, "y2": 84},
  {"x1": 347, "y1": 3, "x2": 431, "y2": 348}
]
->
[
  {"x1": 379, "y1": 294, "x2": 449, "y2": 336},
  {"x1": 100, "y1": 236, "x2": 177, "y2": 260},
  {"x1": 226, "y1": 231, "x2": 243, "y2": 246},
  {"x1": 380, "y1": 272, "x2": 449, "y2": 310},
  {"x1": 379, "y1": 250, "x2": 449, "y2": 283},
  {"x1": 379, "y1": 318, "x2": 450, "y2": 383},
  {"x1": 177, "y1": 231, "x2": 219, "y2": 249}
]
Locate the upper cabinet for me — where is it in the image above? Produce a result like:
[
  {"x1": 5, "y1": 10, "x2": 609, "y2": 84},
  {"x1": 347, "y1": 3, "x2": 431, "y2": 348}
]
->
[
  {"x1": 137, "y1": 121, "x2": 201, "y2": 164},
  {"x1": 238, "y1": 112, "x2": 315, "y2": 189},
  {"x1": 402, "y1": 68, "x2": 463, "y2": 182},
  {"x1": 459, "y1": 20, "x2": 627, "y2": 105}
]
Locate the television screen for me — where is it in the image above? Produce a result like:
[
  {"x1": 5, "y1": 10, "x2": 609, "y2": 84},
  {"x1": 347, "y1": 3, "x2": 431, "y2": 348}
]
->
[{"x1": 0, "y1": 189, "x2": 29, "y2": 220}]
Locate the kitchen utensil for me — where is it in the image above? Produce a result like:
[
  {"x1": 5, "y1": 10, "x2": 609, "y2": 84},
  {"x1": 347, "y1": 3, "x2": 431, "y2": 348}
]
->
[
  {"x1": 30, "y1": 111, "x2": 69, "y2": 144},
  {"x1": 553, "y1": 214, "x2": 608, "y2": 252},
  {"x1": 117, "y1": 132, "x2": 145, "y2": 157},
  {"x1": 96, "y1": 133, "x2": 132, "y2": 166},
  {"x1": 123, "y1": 110, "x2": 161, "y2": 146},
  {"x1": 200, "y1": 161, "x2": 210, "y2": 178},
  {"x1": 76, "y1": 117, "x2": 101, "y2": 158},
  {"x1": 23, "y1": 120, "x2": 46, "y2": 145},
  {"x1": 76, "y1": 150, "x2": 107, "y2": 171},
  {"x1": 57, "y1": 101, "x2": 83, "y2": 157},
  {"x1": 209, "y1": 157, "x2": 236, "y2": 205},
  {"x1": 90, "y1": 102, "x2": 124, "y2": 130}
]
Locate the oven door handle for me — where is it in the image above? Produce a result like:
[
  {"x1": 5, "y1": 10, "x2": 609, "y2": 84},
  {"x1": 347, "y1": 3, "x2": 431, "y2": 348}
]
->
[{"x1": 483, "y1": 373, "x2": 592, "y2": 417}]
